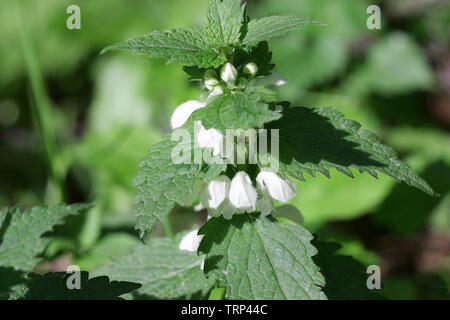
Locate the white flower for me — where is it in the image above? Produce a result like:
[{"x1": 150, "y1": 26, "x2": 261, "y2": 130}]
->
[
  {"x1": 220, "y1": 62, "x2": 238, "y2": 83},
  {"x1": 243, "y1": 62, "x2": 258, "y2": 77},
  {"x1": 179, "y1": 229, "x2": 203, "y2": 252},
  {"x1": 204, "y1": 69, "x2": 219, "y2": 90},
  {"x1": 229, "y1": 171, "x2": 257, "y2": 211},
  {"x1": 256, "y1": 191, "x2": 274, "y2": 216},
  {"x1": 208, "y1": 86, "x2": 224, "y2": 100},
  {"x1": 195, "y1": 121, "x2": 224, "y2": 156},
  {"x1": 256, "y1": 170, "x2": 296, "y2": 202},
  {"x1": 204, "y1": 176, "x2": 230, "y2": 209},
  {"x1": 255, "y1": 73, "x2": 287, "y2": 87},
  {"x1": 171, "y1": 100, "x2": 206, "y2": 129},
  {"x1": 179, "y1": 229, "x2": 205, "y2": 270}
]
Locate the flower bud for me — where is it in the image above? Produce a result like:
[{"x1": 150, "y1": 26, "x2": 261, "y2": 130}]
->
[
  {"x1": 220, "y1": 62, "x2": 238, "y2": 83},
  {"x1": 204, "y1": 69, "x2": 219, "y2": 90},
  {"x1": 243, "y1": 62, "x2": 258, "y2": 77}
]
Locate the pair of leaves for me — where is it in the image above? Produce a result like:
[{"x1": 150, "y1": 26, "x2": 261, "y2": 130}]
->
[
  {"x1": 0, "y1": 204, "x2": 91, "y2": 272},
  {"x1": 92, "y1": 236, "x2": 215, "y2": 299},
  {"x1": 102, "y1": 0, "x2": 321, "y2": 69}
]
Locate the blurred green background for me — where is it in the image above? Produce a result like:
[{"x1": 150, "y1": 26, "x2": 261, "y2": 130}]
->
[{"x1": 0, "y1": 0, "x2": 448, "y2": 299}]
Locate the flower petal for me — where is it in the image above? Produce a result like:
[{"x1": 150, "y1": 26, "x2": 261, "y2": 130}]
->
[
  {"x1": 179, "y1": 229, "x2": 204, "y2": 252},
  {"x1": 206, "y1": 176, "x2": 231, "y2": 209},
  {"x1": 229, "y1": 171, "x2": 257, "y2": 211},
  {"x1": 171, "y1": 100, "x2": 206, "y2": 129},
  {"x1": 256, "y1": 170, "x2": 296, "y2": 202}
]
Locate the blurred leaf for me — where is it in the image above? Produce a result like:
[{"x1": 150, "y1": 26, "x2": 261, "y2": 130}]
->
[
  {"x1": 198, "y1": 214, "x2": 327, "y2": 300},
  {"x1": 92, "y1": 236, "x2": 214, "y2": 299},
  {"x1": 12, "y1": 271, "x2": 140, "y2": 300},
  {"x1": 74, "y1": 233, "x2": 141, "y2": 271},
  {"x1": 312, "y1": 239, "x2": 384, "y2": 299},
  {"x1": 344, "y1": 33, "x2": 435, "y2": 96},
  {"x1": 0, "y1": 204, "x2": 90, "y2": 271}
]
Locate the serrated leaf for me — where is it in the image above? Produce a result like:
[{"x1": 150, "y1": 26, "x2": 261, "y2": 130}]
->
[
  {"x1": 312, "y1": 240, "x2": 384, "y2": 300},
  {"x1": 11, "y1": 272, "x2": 140, "y2": 300},
  {"x1": 205, "y1": 0, "x2": 245, "y2": 46},
  {"x1": 243, "y1": 15, "x2": 323, "y2": 46},
  {"x1": 102, "y1": 28, "x2": 227, "y2": 69},
  {"x1": 263, "y1": 107, "x2": 435, "y2": 196},
  {"x1": 0, "y1": 204, "x2": 91, "y2": 272},
  {"x1": 133, "y1": 133, "x2": 203, "y2": 235},
  {"x1": 198, "y1": 214, "x2": 326, "y2": 300},
  {"x1": 92, "y1": 237, "x2": 215, "y2": 299},
  {"x1": 190, "y1": 92, "x2": 281, "y2": 133}
]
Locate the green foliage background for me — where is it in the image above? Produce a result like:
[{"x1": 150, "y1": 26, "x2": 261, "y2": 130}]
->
[{"x1": 0, "y1": 0, "x2": 448, "y2": 299}]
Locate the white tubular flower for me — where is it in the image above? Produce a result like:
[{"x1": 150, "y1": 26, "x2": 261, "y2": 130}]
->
[
  {"x1": 179, "y1": 229, "x2": 204, "y2": 252},
  {"x1": 171, "y1": 100, "x2": 206, "y2": 129},
  {"x1": 196, "y1": 121, "x2": 224, "y2": 156},
  {"x1": 255, "y1": 73, "x2": 287, "y2": 87},
  {"x1": 229, "y1": 171, "x2": 257, "y2": 211},
  {"x1": 243, "y1": 62, "x2": 258, "y2": 77},
  {"x1": 204, "y1": 69, "x2": 219, "y2": 91},
  {"x1": 256, "y1": 170, "x2": 296, "y2": 202},
  {"x1": 220, "y1": 62, "x2": 238, "y2": 84},
  {"x1": 205, "y1": 176, "x2": 231, "y2": 209}
]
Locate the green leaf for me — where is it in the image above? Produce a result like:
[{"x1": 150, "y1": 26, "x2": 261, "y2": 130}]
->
[
  {"x1": 243, "y1": 15, "x2": 323, "y2": 46},
  {"x1": 198, "y1": 214, "x2": 327, "y2": 300},
  {"x1": 312, "y1": 240, "x2": 384, "y2": 300},
  {"x1": 205, "y1": 0, "x2": 245, "y2": 46},
  {"x1": 133, "y1": 133, "x2": 202, "y2": 236},
  {"x1": 190, "y1": 92, "x2": 281, "y2": 133},
  {"x1": 344, "y1": 33, "x2": 435, "y2": 96},
  {"x1": 0, "y1": 204, "x2": 91, "y2": 272},
  {"x1": 264, "y1": 107, "x2": 435, "y2": 196},
  {"x1": 11, "y1": 272, "x2": 140, "y2": 300},
  {"x1": 102, "y1": 29, "x2": 227, "y2": 69},
  {"x1": 92, "y1": 237, "x2": 215, "y2": 299}
]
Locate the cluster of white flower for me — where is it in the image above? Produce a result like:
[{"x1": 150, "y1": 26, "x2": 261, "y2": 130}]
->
[
  {"x1": 196, "y1": 170, "x2": 296, "y2": 219},
  {"x1": 169, "y1": 61, "x2": 294, "y2": 220}
]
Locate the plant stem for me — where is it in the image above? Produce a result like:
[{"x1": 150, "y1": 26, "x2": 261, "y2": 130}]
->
[
  {"x1": 208, "y1": 286, "x2": 226, "y2": 300},
  {"x1": 17, "y1": 4, "x2": 66, "y2": 203},
  {"x1": 163, "y1": 218, "x2": 174, "y2": 238}
]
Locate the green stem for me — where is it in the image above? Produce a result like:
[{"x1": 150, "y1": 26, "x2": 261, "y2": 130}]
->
[
  {"x1": 163, "y1": 218, "x2": 174, "y2": 238},
  {"x1": 17, "y1": 4, "x2": 66, "y2": 203},
  {"x1": 208, "y1": 286, "x2": 226, "y2": 300}
]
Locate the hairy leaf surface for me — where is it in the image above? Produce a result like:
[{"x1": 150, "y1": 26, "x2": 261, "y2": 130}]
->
[
  {"x1": 206, "y1": 0, "x2": 245, "y2": 46},
  {"x1": 263, "y1": 107, "x2": 435, "y2": 196},
  {"x1": 0, "y1": 204, "x2": 91, "y2": 271},
  {"x1": 191, "y1": 92, "x2": 281, "y2": 133},
  {"x1": 198, "y1": 214, "x2": 326, "y2": 300},
  {"x1": 102, "y1": 29, "x2": 227, "y2": 68},
  {"x1": 243, "y1": 15, "x2": 323, "y2": 46},
  {"x1": 133, "y1": 134, "x2": 203, "y2": 235},
  {"x1": 92, "y1": 237, "x2": 214, "y2": 299}
]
